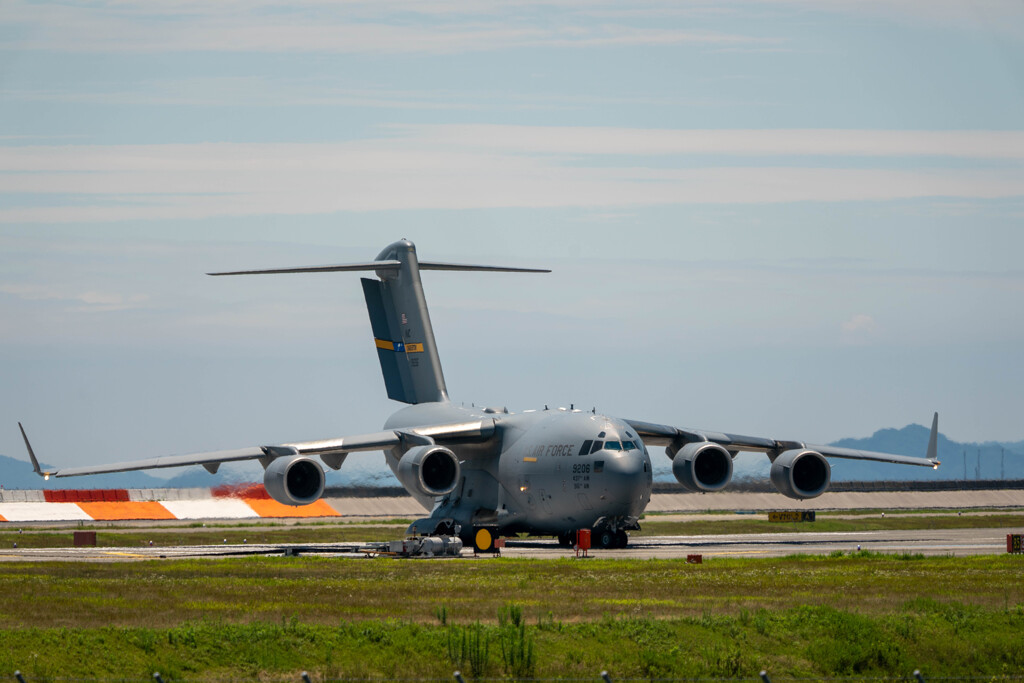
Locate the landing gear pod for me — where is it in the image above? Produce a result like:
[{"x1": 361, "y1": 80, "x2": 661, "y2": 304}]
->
[
  {"x1": 671, "y1": 442, "x2": 734, "y2": 492},
  {"x1": 264, "y1": 456, "x2": 326, "y2": 506},
  {"x1": 397, "y1": 445, "x2": 461, "y2": 497},
  {"x1": 770, "y1": 449, "x2": 830, "y2": 499}
]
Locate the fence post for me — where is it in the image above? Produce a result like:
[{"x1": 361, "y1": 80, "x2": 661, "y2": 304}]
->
[
  {"x1": 601, "y1": 671, "x2": 613, "y2": 683},
  {"x1": 153, "y1": 673, "x2": 165, "y2": 683},
  {"x1": 14, "y1": 671, "x2": 26, "y2": 683},
  {"x1": 453, "y1": 672, "x2": 466, "y2": 683},
  {"x1": 914, "y1": 670, "x2": 926, "y2": 683},
  {"x1": 760, "y1": 671, "x2": 771, "y2": 683},
  {"x1": 302, "y1": 672, "x2": 312, "y2": 683}
]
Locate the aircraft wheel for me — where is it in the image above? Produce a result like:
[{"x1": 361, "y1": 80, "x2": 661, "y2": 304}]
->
[
  {"x1": 557, "y1": 533, "x2": 574, "y2": 547},
  {"x1": 614, "y1": 530, "x2": 629, "y2": 548},
  {"x1": 597, "y1": 529, "x2": 615, "y2": 549}
]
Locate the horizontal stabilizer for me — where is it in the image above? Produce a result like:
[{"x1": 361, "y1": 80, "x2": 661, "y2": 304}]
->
[
  {"x1": 208, "y1": 261, "x2": 400, "y2": 276},
  {"x1": 419, "y1": 261, "x2": 550, "y2": 273},
  {"x1": 208, "y1": 260, "x2": 549, "y2": 277},
  {"x1": 207, "y1": 240, "x2": 548, "y2": 405}
]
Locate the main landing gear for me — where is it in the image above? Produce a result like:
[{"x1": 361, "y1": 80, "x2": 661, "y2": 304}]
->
[{"x1": 595, "y1": 528, "x2": 629, "y2": 549}]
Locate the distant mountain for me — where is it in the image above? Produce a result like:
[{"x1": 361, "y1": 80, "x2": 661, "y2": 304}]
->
[{"x1": 830, "y1": 424, "x2": 1024, "y2": 482}]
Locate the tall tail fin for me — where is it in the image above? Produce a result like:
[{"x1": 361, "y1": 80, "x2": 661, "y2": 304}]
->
[
  {"x1": 361, "y1": 241, "x2": 447, "y2": 404},
  {"x1": 209, "y1": 239, "x2": 548, "y2": 405}
]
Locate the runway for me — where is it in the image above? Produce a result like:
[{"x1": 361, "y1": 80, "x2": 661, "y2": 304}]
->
[{"x1": 1, "y1": 526, "x2": 1015, "y2": 562}]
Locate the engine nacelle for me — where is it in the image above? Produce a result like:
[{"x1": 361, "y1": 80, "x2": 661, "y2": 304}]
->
[
  {"x1": 671, "y1": 442, "x2": 734, "y2": 492},
  {"x1": 263, "y1": 456, "x2": 326, "y2": 506},
  {"x1": 397, "y1": 445, "x2": 461, "y2": 497},
  {"x1": 770, "y1": 449, "x2": 831, "y2": 499}
]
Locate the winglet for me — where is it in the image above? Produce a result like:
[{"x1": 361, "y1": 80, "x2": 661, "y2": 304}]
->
[
  {"x1": 926, "y1": 412, "x2": 940, "y2": 467},
  {"x1": 18, "y1": 422, "x2": 55, "y2": 480}
]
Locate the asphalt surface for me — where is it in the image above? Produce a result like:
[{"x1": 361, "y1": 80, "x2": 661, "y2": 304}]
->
[{"x1": 1, "y1": 526, "x2": 1017, "y2": 562}]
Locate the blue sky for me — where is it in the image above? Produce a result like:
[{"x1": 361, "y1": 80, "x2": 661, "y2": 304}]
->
[{"x1": 1, "y1": 1, "x2": 1023, "y2": 482}]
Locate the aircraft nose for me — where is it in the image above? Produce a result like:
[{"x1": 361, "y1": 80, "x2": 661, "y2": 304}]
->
[
  {"x1": 602, "y1": 450, "x2": 645, "y2": 476},
  {"x1": 599, "y1": 449, "x2": 651, "y2": 514}
]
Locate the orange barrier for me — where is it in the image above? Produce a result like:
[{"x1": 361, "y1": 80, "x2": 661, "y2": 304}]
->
[
  {"x1": 212, "y1": 483, "x2": 270, "y2": 499},
  {"x1": 77, "y1": 501, "x2": 177, "y2": 521},
  {"x1": 243, "y1": 498, "x2": 340, "y2": 518},
  {"x1": 212, "y1": 482, "x2": 340, "y2": 517},
  {"x1": 12, "y1": 486, "x2": 341, "y2": 521},
  {"x1": 44, "y1": 489, "x2": 130, "y2": 503}
]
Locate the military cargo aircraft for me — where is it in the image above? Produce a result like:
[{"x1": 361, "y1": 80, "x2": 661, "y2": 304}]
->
[{"x1": 20, "y1": 239, "x2": 940, "y2": 548}]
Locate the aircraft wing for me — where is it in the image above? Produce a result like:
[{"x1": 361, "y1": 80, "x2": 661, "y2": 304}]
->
[
  {"x1": 624, "y1": 412, "x2": 941, "y2": 468},
  {"x1": 19, "y1": 419, "x2": 496, "y2": 479}
]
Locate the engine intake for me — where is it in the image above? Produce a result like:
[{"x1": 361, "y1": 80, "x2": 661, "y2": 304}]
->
[
  {"x1": 671, "y1": 442, "x2": 733, "y2": 492},
  {"x1": 264, "y1": 456, "x2": 326, "y2": 506},
  {"x1": 770, "y1": 449, "x2": 830, "y2": 499},
  {"x1": 397, "y1": 445, "x2": 461, "y2": 497}
]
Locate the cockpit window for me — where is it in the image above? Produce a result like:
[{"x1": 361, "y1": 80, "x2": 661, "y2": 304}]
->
[
  {"x1": 605, "y1": 441, "x2": 622, "y2": 451},
  {"x1": 579, "y1": 440, "x2": 593, "y2": 456},
  {"x1": 590, "y1": 441, "x2": 603, "y2": 454},
  {"x1": 622, "y1": 440, "x2": 637, "y2": 450}
]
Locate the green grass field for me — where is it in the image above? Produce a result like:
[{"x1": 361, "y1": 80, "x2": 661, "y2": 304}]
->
[{"x1": 1, "y1": 554, "x2": 1022, "y2": 680}]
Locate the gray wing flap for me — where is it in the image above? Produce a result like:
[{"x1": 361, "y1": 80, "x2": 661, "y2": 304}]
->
[
  {"x1": 286, "y1": 431, "x2": 401, "y2": 456},
  {"x1": 413, "y1": 419, "x2": 496, "y2": 441},
  {"x1": 625, "y1": 419, "x2": 775, "y2": 451},
  {"x1": 808, "y1": 444, "x2": 939, "y2": 468},
  {"x1": 625, "y1": 416, "x2": 940, "y2": 468},
  {"x1": 624, "y1": 419, "x2": 684, "y2": 446},
  {"x1": 287, "y1": 420, "x2": 494, "y2": 455},
  {"x1": 27, "y1": 419, "x2": 497, "y2": 479},
  {"x1": 51, "y1": 447, "x2": 271, "y2": 478}
]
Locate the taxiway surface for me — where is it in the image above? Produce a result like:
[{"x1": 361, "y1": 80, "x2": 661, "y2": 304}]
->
[{"x1": 0, "y1": 526, "x2": 1015, "y2": 562}]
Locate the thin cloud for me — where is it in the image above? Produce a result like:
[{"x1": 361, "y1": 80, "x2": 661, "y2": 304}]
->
[
  {"x1": 0, "y1": 81, "x2": 762, "y2": 112},
  {"x1": 1, "y1": 1, "x2": 767, "y2": 54},
  {"x1": 394, "y1": 125, "x2": 1024, "y2": 160},
  {"x1": 0, "y1": 284, "x2": 149, "y2": 312},
  {"x1": 747, "y1": 0, "x2": 1024, "y2": 39},
  {"x1": 2, "y1": 127, "x2": 1023, "y2": 222},
  {"x1": 842, "y1": 313, "x2": 877, "y2": 334},
  {"x1": 840, "y1": 313, "x2": 880, "y2": 345}
]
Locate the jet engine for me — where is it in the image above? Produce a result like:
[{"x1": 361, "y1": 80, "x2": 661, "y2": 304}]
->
[
  {"x1": 397, "y1": 445, "x2": 461, "y2": 497},
  {"x1": 263, "y1": 456, "x2": 326, "y2": 506},
  {"x1": 671, "y1": 442, "x2": 733, "y2": 492},
  {"x1": 770, "y1": 449, "x2": 831, "y2": 499}
]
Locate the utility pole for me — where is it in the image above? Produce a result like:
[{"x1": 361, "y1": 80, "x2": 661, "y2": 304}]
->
[
  {"x1": 1002, "y1": 448, "x2": 1005, "y2": 480},
  {"x1": 963, "y1": 450, "x2": 967, "y2": 481},
  {"x1": 975, "y1": 448, "x2": 981, "y2": 480}
]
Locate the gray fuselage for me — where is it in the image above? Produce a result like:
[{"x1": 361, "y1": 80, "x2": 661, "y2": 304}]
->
[{"x1": 383, "y1": 402, "x2": 653, "y2": 538}]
